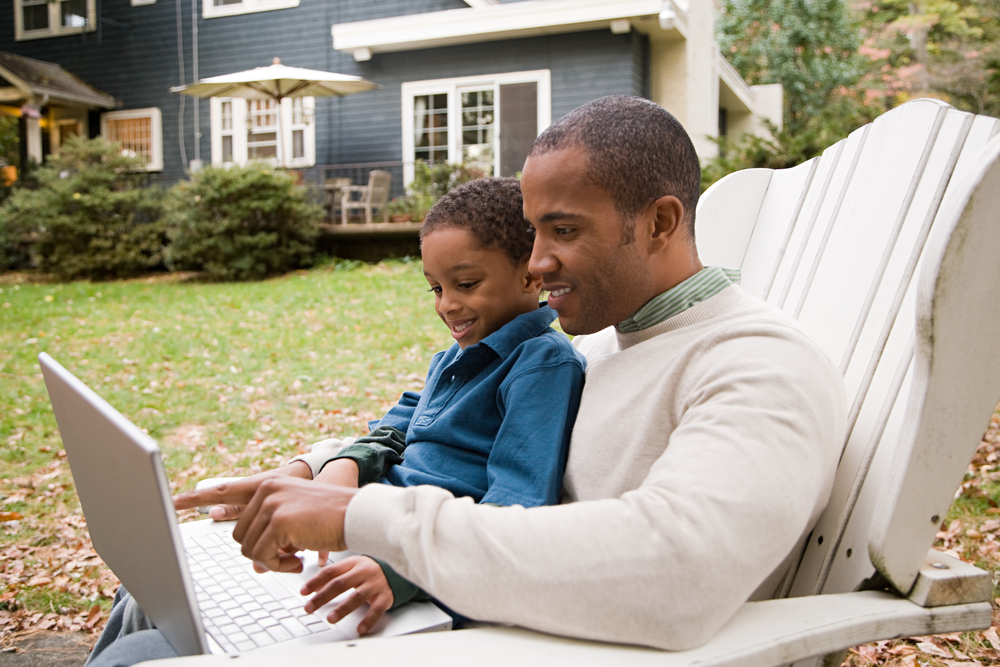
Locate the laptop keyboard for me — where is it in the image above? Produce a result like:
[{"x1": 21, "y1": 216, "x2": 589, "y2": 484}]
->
[{"x1": 184, "y1": 530, "x2": 330, "y2": 654}]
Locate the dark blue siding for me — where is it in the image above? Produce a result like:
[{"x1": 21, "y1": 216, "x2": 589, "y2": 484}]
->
[{"x1": 1, "y1": 0, "x2": 647, "y2": 183}]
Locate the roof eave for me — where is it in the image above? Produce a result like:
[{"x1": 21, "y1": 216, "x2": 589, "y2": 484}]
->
[{"x1": 332, "y1": 0, "x2": 682, "y2": 56}]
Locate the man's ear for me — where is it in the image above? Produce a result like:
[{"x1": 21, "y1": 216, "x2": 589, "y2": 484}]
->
[{"x1": 648, "y1": 195, "x2": 686, "y2": 253}]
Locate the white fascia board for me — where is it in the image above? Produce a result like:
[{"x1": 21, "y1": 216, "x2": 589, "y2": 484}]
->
[
  {"x1": 716, "y1": 51, "x2": 755, "y2": 114},
  {"x1": 333, "y1": 0, "x2": 664, "y2": 55}
]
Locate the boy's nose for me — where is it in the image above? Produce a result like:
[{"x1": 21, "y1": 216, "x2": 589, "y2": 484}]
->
[{"x1": 438, "y1": 290, "x2": 460, "y2": 314}]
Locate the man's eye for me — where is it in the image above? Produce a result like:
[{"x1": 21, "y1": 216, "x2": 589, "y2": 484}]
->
[
  {"x1": 555, "y1": 227, "x2": 573, "y2": 235},
  {"x1": 525, "y1": 226, "x2": 536, "y2": 236}
]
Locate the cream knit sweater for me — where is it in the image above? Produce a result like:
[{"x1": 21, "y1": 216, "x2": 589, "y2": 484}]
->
[{"x1": 345, "y1": 285, "x2": 847, "y2": 650}]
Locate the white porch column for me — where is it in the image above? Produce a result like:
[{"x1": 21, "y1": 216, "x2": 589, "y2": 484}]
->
[
  {"x1": 24, "y1": 116, "x2": 42, "y2": 164},
  {"x1": 684, "y1": 0, "x2": 718, "y2": 160}
]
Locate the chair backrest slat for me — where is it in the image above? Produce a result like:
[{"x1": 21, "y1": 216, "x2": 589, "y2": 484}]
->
[{"x1": 697, "y1": 99, "x2": 1000, "y2": 601}]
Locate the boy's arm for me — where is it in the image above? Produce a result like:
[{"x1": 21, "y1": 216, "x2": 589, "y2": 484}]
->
[
  {"x1": 372, "y1": 557, "x2": 431, "y2": 609},
  {"x1": 480, "y1": 343, "x2": 585, "y2": 508},
  {"x1": 329, "y1": 422, "x2": 409, "y2": 486},
  {"x1": 289, "y1": 388, "x2": 420, "y2": 485}
]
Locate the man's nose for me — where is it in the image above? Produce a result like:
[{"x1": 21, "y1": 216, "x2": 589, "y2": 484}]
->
[{"x1": 528, "y1": 237, "x2": 558, "y2": 277}]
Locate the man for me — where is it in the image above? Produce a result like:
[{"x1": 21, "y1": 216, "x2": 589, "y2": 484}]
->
[{"x1": 107, "y1": 95, "x2": 846, "y2": 662}]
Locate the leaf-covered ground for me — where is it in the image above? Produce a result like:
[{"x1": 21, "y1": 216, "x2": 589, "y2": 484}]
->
[
  {"x1": 1, "y1": 264, "x2": 998, "y2": 664},
  {"x1": 0, "y1": 261, "x2": 450, "y2": 649}
]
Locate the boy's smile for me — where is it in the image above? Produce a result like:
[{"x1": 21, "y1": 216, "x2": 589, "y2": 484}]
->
[{"x1": 422, "y1": 227, "x2": 541, "y2": 349}]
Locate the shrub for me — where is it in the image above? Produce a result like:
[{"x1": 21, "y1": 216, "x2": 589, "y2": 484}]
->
[
  {"x1": 0, "y1": 137, "x2": 166, "y2": 280},
  {"x1": 409, "y1": 160, "x2": 488, "y2": 218},
  {"x1": 165, "y1": 164, "x2": 323, "y2": 281}
]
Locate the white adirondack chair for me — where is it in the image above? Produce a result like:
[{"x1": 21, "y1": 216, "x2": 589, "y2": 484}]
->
[{"x1": 147, "y1": 99, "x2": 1000, "y2": 667}]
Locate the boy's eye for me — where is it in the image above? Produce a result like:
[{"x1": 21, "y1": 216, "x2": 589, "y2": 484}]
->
[
  {"x1": 428, "y1": 286, "x2": 442, "y2": 295},
  {"x1": 458, "y1": 281, "x2": 479, "y2": 290}
]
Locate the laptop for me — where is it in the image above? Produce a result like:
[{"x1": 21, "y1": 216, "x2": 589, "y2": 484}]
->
[{"x1": 38, "y1": 352, "x2": 452, "y2": 657}]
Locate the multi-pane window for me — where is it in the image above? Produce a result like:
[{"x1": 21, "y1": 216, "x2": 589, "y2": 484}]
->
[
  {"x1": 15, "y1": 0, "x2": 95, "y2": 39},
  {"x1": 460, "y1": 89, "x2": 495, "y2": 175},
  {"x1": 220, "y1": 101, "x2": 234, "y2": 164},
  {"x1": 247, "y1": 99, "x2": 278, "y2": 160},
  {"x1": 291, "y1": 98, "x2": 306, "y2": 160},
  {"x1": 402, "y1": 71, "x2": 551, "y2": 186},
  {"x1": 100, "y1": 108, "x2": 163, "y2": 172},
  {"x1": 413, "y1": 94, "x2": 449, "y2": 164},
  {"x1": 209, "y1": 97, "x2": 315, "y2": 168},
  {"x1": 202, "y1": 0, "x2": 298, "y2": 19}
]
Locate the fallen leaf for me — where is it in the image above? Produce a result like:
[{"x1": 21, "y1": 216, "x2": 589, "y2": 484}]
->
[
  {"x1": 917, "y1": 641, "x2": 952, "y2": 658},
  {"x1": 985, "y1": 627, "x2": 1000, "y2": 650},
  {"x1": 0, "y1": 511, "x2": 23, "y2": 521}
]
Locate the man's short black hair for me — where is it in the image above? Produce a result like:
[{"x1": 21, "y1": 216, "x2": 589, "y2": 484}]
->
[
  {"x1": 528, "y1": 95, "x2": 701, "y2": 241},
  {"x1": 420, "y1": 177, "x2": 533, "y2": 265}
]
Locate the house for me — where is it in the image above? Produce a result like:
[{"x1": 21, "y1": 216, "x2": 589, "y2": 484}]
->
[{"x1": 0, "y1": 0, "x2": 781, "y2": 191}]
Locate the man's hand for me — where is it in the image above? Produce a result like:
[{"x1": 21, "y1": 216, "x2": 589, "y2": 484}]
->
[
  {"x1": 182, "y1": 475, "x2": 358, "y2": 572},
  {"x1": 312, "y1": 459, "x2": 359, "y2": 565},
  {"x1": 174, "y1": 461, "x2": 314, "y2": 522},
  {"x1": 301, "y1": 556, "x2": 393, "y2": 636}
]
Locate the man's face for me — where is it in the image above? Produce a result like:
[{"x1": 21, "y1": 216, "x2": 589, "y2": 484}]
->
[{"x1": 522, "y1": 146, "x2": 652, "y2": 336}]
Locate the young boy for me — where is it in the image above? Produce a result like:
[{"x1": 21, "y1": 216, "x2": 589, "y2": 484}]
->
[{"x1": 289, "y1": 177, "x2": 586, "y2": 635}]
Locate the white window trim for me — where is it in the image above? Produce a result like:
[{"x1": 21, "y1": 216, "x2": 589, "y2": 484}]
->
[
  {"x1": 14, "y1": 0, "x2": 97, "y2": 41},
  {"x1": 202, "y1": 0, "x2": 298, "y2": 20},
  {"x1": 209, "y1": 96, "x2": 315, "y2": 168},
  {"x1": 100, "y1": 107, "x2": 164, "y2": 172},
  {"x1": 401, "y1": 69, "x2": 551, "y2": 186}
]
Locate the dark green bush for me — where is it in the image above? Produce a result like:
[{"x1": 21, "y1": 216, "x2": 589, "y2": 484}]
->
[
  {"x1": 165, "y1": 164, "x2": 323, "y2": 281},
  {"x1": 0, "y1": 137, "x2": 166, "y2": 280}
]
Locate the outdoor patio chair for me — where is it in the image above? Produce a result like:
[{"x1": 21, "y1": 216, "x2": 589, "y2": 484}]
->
[
  {"x1": 340, "y1": 170, "x2": 391, "y2": 224},
  {"x1": 156, "y1": 99, "x2": 1000, "y2": 667},
  {"x1": 324, "y1": 177, "x2": 352, "y2": 222}
]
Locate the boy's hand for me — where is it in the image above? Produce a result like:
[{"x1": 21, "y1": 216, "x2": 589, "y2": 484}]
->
[{"x1": 301, "y1": 555, "x2": 394, "y2": 636}]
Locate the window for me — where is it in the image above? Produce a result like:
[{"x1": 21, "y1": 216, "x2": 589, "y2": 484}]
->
[
  {"x1": 202, "y1": 0, "x2": 298, "y2": 19},
  {"x1": 209, "y1": 97, "x2": 315, "y2": 168},
  {"x1": 247, "y1": 99, "x2": 279, "y2": 159},
  {"x1": 101, "y1": 108, "x2": 163, "y2": 172},
  {"x1": 401, "y1": 70, "x2": 551, "y2": 186},
  {"x1": 14, "y1": 0, "x2": 95, "y2": 40}
]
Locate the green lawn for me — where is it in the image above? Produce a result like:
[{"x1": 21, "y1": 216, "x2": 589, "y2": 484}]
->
[{"x1": 0, "y1": 260, "x2": 452, "y2": 635}]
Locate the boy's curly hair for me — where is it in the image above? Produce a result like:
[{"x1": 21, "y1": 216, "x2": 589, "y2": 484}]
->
[{"x1": 420, "y1": 177, "x2": 532, "y2": 265}]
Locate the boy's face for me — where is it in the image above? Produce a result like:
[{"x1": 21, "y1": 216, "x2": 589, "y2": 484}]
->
[{"x1": 422, "y1": 227, "x2": 541, "y2": 349}]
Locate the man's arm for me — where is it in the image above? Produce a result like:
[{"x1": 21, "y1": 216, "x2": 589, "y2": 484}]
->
[
  {"x1": 177, "y1": 328, "x2": 847, "y2": 651},
  {"x1": 341, "y1": 331, "x2": 847, "y2": 651}
]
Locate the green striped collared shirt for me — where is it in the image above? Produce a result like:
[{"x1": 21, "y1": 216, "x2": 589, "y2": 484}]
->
[{"x1": 616, "y1": 266, "x2": 742, "y2": 333}]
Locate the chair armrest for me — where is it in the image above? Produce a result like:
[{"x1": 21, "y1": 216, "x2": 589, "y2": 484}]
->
[{"x1": 138, "y1": 590, "x2": 991, "y2": 667}]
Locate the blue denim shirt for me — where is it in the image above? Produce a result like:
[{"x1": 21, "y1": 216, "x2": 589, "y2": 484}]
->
[{"x1": 374, "y1": 304, "x2": 585, "y2": 508}]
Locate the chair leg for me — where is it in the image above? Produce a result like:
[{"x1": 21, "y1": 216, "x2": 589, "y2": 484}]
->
[{"x1": 365, "y1": 203, "x2": 372, "y2": 225}]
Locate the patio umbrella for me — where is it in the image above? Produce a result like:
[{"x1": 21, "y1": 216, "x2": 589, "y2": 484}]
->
[{"x1": 170, "y1": 58, "x2": 379, "y2": 167}]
